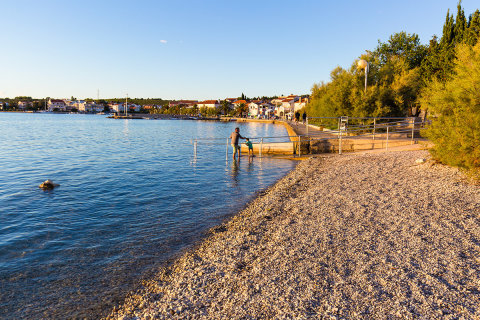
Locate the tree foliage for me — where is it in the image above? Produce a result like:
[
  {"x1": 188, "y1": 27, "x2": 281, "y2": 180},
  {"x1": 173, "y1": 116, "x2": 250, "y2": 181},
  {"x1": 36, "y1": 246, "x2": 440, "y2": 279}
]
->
[
  {"x1": 307, "y1": 1, "x2": 480, "y2": 122},
  {"x1": 306, "y1": 35, "x2": 426, "y2": 120},
  {"x1": 420, "y1": 41, "x2": 480, "y2": 176}
]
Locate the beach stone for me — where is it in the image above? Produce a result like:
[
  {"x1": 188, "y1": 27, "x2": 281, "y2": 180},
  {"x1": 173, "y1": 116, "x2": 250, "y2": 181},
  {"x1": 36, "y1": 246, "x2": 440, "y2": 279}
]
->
[
  {"x1": 39, "y1": 179, "x2": 59, "y2": 190},
  {"x1": 106, "y1": 150, "x2": 480, "y2": 319}
]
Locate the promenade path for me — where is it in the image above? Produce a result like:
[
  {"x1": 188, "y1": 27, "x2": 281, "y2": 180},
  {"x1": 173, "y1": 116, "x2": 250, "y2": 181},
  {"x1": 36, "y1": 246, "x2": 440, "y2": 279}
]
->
[{"x1": 286, "y1": 120, "x2": 329, "y2": 137}]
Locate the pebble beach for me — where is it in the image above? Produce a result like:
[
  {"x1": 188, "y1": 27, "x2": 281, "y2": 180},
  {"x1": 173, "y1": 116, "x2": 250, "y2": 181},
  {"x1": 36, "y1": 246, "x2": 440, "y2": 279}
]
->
[{"x1": 106, "y1": 150, "x2": 480, "y2": 319}]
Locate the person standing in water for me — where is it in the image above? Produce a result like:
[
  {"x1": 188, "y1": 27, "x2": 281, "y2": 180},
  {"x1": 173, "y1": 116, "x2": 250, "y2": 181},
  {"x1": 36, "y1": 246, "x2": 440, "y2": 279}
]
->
[
  {"x1": 229, "y1": 127, "x2": 246, "y2": 160},
  {"x1": 244, "y1": 138, "x2": 254, "y2": 158}
]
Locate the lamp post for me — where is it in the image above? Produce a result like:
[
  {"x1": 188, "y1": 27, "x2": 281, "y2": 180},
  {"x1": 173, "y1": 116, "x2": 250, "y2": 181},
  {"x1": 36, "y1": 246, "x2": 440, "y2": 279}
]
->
[{"x1": 357, "y1": 59, "x2": 369, "y2": 93}]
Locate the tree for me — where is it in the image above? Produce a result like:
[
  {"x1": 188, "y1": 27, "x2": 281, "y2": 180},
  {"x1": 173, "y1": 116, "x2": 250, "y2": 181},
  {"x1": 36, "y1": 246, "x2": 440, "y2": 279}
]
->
[
  {"x1": 420, "y1": 41, "x2": 480, "y2": 177},
  {"x1": 235, "y1": 103, "x2": 247, "y2": 117},
  {"x1": 221, "y1": 100, "x2": 231, "y2": 115},
  {"x1": 454, "y1": 1, "x2": 467, "y2": 43},
  {"x1": 373, "y1": 32, "x2": 427, "y2": 69},
  {"x1": 465, "y1": 9, "x2": 480, "y2": 46},
  {"x1": 191, "y1": 104, "x2": 199, "y2": 115}
]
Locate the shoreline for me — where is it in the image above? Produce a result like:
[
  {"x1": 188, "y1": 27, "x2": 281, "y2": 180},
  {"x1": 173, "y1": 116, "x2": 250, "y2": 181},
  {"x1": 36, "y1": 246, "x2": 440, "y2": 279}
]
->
[{"x1": 105, "y1": 149, "x2": 480, "y2": 319}]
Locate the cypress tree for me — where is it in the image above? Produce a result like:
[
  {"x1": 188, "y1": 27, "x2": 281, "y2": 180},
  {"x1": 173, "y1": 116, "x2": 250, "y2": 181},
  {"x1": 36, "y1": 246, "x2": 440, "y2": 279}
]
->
[
  {"x1": 465, "y1": 10, "x2": 480, "y2": 46},
  {"x1": 440, "y1": 9, "x2": 455, "y2": 46},
  {"x1": 454, "y1": 1, "x2": 467, "y2": 43}
]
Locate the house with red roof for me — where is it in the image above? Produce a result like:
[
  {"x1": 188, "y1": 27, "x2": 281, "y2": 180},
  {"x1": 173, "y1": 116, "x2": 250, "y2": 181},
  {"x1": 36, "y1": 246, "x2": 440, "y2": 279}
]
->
[
  {"x1": 168, "y1": 100, "x2": 198, "y2": 108},
  {"x1": 197, "y1": 100, "x2": 220, "y2": 109},
  {"x1": 48, "y1": 99, "x2": 67, "y2": 112}
]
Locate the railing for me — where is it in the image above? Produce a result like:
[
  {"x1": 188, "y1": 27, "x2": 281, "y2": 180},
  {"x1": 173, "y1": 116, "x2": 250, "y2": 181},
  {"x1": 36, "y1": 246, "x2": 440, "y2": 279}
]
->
[{"x1": 192, "y1": 117, "x2": 429, "y2": 158}]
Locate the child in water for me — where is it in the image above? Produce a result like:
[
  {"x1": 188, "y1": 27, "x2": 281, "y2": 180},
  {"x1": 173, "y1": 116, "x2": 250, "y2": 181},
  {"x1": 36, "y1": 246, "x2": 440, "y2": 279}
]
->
[{"x1": 245, "y1": 138, "x2": 254, "y2": 158}]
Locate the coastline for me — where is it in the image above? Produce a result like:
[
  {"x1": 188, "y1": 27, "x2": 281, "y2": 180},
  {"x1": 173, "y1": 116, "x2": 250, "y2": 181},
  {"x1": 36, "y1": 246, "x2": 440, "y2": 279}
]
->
[{"x1": 106, "y1": 150, "x2": 480, "y2": 319}]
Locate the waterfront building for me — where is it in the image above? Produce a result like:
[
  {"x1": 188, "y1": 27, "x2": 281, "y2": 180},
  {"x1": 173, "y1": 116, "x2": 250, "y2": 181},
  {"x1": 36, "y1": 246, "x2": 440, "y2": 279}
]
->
[
  {"x1": 233, "y1": 99, "x2": 247, "y2": 107},
  {"x1": 74, "y1": 100, "x2": 87, "y2": 111},
  {"x1": 80, "y1": 101, "x2": 104, "y2": 113},
  {"x1": 17, "y1": 101, "x2": 33, "y2": 110},
  {"x1": 197, "y1": 100, "x2": 220, "y2": 109},
  {"x1": 48, "y1": 99, "x2": 67, "y2": 112},
  {"x1": 294, "y1": 97, "x2": 309, "y2": 112},
  {"x1": 168, "y1": 100, "x2": 198, "y2": 108},
  {"x1": 109, "y1": 103, "x2": 126, "y2": 113}
]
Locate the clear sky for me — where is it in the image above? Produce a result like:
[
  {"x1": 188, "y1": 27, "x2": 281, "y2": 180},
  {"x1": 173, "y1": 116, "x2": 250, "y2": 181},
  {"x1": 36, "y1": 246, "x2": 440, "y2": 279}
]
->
[{"x1": 0, "y1": 0, "x2": 478, "y2": 100}]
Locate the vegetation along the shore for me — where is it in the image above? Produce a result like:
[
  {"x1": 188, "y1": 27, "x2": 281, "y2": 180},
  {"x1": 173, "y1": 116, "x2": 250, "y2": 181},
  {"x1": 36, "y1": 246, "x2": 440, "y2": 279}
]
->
[{"x1": 305, "y1": 1, "x2": 480, "y2": 178}]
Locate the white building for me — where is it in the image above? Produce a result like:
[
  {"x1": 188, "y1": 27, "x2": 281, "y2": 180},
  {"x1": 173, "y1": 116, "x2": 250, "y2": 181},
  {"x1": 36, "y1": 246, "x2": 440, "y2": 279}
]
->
[
  {"x1": 248, "y1": 102, "x2": 262, "y2": 117},
  {"x1": 197, "y1": 100, "x2": 220, "y2": 109},
  {"x1": 17, "y1": 101, "x2": 32, "y2": 110},
  {"x1": 109, "y1": 103, "x2": 126, "y2": 113},
  {"x1": 294, "y1": 97, "x2": 308, "y2": 112},
  {"x1": 248, "y1": 102, "x2": 272, "y2": 118},
  {"x1": 73, "y1": 100, "x2": 87, "y2": 111},
  {"x1": 48, "y1": 99, "x2": 67, "y2": 112}
]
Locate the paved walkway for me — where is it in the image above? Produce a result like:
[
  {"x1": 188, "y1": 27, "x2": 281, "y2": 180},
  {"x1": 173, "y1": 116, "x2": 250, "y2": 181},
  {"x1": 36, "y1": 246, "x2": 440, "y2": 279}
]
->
[{"x1": 286, "y1": 121, "x2": 330, "y2": 137}]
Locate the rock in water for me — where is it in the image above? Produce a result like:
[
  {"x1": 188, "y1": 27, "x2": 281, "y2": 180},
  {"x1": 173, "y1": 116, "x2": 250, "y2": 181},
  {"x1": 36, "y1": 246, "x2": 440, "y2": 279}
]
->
[{"x1": 39, "y1": 179, "x2": 59, "y2": 190}]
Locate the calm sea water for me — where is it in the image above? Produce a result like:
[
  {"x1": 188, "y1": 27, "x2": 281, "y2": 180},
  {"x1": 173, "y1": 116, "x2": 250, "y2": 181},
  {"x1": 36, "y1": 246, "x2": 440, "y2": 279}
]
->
[{"x1": 0, "y1": 113, "x2": 295, "y2": 319}]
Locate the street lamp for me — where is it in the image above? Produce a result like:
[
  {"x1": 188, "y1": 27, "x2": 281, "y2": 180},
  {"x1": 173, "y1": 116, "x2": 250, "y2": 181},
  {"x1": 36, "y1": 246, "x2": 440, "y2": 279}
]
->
[{"x1": 357, "y1": 59, "x2": 369, "y2": 93}]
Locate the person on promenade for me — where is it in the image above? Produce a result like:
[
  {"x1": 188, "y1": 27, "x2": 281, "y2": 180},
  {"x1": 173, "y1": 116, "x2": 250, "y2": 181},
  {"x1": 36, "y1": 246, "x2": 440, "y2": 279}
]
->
[
  {"x1": 295, "y1": 111, "x2": 300, "y2": 123},
  {"x1": 245, "y1": 138, "x2": 254, "y2": 158},
  {"x1": 302, "y1": 112, "x2": 307, "y2": 124},
  {"x1": 229, "y1": 127, "x2": 246, "y2": 160}
]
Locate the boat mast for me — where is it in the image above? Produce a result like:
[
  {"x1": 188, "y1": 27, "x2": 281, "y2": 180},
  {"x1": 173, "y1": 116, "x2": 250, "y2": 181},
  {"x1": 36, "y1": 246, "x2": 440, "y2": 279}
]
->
[{"x1": 125, "y1": 93, "x2": 128, "y2": 117}]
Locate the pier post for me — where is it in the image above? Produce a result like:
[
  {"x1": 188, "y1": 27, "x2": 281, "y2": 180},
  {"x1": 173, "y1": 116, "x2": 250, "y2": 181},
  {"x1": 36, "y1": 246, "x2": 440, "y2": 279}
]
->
[
  {"x1": 306, "y1": 117, "x2": 309, "y2": 136},
  {"x1": 386, "y1": 126, "x2": 389, "y2": 150},
  {"x1": 411, "y1": 121, "x2": 415, "y2": 144},
  {"x1": 373, "y1": 118, "x2": 376, "y2": 140},
  {"x1": 298, "y1": 136, "x2": 302, "y2": 157},
  {"x1": 226, "y1": 138, "x2": 228, "y2": 160},
  {"x1": 339, "y1": 132, "x2": 342, "y2": 155},
  {"x1": 260, "y1": 138, "x2": 263, "y2": 158}
]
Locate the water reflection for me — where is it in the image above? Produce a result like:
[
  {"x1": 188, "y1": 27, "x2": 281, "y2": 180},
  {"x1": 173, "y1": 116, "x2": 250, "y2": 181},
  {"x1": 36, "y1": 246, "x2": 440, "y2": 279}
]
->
[
  {"x1": 247, "y1": 158, "x2": 254, "y2": 173},
  {"x1": 122, "y1": 119, "x2": 129, "y2": 137},
  {"x1": 230, "y1": 159, "x2": 240, "y2": 187},
  {"x1": 0, "y1": 113, "x2": 295, "y2": 319}
]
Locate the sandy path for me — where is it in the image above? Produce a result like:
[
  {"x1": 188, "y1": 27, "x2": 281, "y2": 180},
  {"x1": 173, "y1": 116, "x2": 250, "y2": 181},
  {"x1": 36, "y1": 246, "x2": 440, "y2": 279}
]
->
[{"x1": 106, "y1": 150, "x2": 480, "y2": 319}]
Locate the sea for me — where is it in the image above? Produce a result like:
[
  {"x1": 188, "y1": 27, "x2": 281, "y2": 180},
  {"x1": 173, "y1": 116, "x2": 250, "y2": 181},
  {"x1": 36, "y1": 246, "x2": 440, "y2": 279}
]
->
[{"x1": 0, "y1": 113, "x2": 296, "y2": 319}]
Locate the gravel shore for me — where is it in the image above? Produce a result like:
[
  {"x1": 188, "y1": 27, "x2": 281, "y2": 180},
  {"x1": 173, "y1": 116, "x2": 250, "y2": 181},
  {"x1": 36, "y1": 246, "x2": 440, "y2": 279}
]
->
[{"x1": 106, "y1": 150, "x2": 480, "y2": 319}]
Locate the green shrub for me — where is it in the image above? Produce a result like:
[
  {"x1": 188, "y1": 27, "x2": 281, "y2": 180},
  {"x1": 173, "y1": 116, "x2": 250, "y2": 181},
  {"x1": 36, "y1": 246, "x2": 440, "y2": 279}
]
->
[{"x1": 421, "y1": 42, "x2": 480, "y2": 178}]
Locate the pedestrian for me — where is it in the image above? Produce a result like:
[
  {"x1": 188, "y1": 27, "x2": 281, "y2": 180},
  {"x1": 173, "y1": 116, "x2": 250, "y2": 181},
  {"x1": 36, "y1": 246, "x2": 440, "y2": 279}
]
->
[
  {"x1": 295, "y1": 112, "x2": 300, "y2": 123},
  {"x1": 229, "y1": 127, "x2": 246, "y2": 160},
  {"x1": 302, "y1": 112, "x2": 307, "y2": 124}
]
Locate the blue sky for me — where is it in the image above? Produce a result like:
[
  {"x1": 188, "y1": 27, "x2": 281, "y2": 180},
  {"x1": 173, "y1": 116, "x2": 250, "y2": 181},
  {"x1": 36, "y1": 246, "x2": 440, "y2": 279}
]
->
[{"x1": 0, "y1": 0, "x2": 478, "y2": 100}]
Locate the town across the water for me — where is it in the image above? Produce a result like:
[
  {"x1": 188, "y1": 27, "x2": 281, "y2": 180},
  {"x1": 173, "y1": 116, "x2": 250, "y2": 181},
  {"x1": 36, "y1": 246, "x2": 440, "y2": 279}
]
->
[{"x1": 0, "y1": 95, "x2": 309, "y2": 119}]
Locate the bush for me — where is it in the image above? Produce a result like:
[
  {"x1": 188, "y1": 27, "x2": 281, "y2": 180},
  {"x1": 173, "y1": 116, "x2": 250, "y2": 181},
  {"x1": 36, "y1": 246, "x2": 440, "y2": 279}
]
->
[{"x1": 420, "y1": 42, "x2": 480, "y2": 178}]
